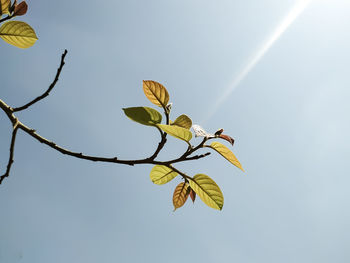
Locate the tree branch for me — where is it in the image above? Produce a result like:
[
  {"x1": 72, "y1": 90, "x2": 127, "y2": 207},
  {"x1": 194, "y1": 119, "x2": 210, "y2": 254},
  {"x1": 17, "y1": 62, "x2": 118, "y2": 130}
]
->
[
  {"x1": 149, "y1": 128, "x2": 167, "y2": 160},
  {"x1": 12, "y1": 50, "x2": 68, "y2": 112},
  {"x1": 16, "y1": 120, "x2": 209, "y2": 166},
  {"x1": 0, "y1": 127, "x2": 19, "y2": 184},
  {"x1": 0, "y1": 14, "x2": 14, "y2": 24},
  {"x1": 0, "y1": 50, "x2": 212, "y2": 184},
  {"x1": 0, "y1": 101, "x2": 210, "y2": 183}
]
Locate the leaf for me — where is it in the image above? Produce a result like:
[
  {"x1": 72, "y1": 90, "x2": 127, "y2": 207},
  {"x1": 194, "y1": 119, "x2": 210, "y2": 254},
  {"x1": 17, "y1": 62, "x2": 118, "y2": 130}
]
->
[
  {"x1": 192, "y1": 124, "x2": 214, "y2": 138},
  {"x1": 171, "y1": 114, "x2": 192, "y2": 130},
  {"x1": 0, "y1": 0, "x2": 11, "y2": 15},
  {"x1": 0, "y1": 21, "x2": 37, "y2": 49},
  {"x1": 150, "y1": 165, "x2": 178, "y2": 185},
  {"x1": 209, "y1": 142, "x2": 244, "y2": 171},
  {"x1": 189, "y1": 188, "x2": 196, "y2": 203},
  {"x1": 172, "y1": 182, "x2": 190, "y2": 211},
  {"x1": 219, "y1": 134, "x2": 235, "y2": 146},
  {"x1": 13, "y1": 1, "x2": 27, "y2": 16},
  {"x1": 143, "y1": 80, "x2": 169, "y2": 108},
  {"x1": 189, "y1": 174, "x2": 224, "y2": 210},
  {"x1": 157, "y1": 124, "x2": 192, "y2": 142},
  {"x1": 123, "y1": 107, "x2": 162, "y2": 126}
]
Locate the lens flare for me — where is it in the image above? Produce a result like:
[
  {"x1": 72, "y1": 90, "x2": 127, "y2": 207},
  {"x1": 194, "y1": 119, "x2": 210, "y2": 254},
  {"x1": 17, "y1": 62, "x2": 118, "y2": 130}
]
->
[{"x1": 204, "y1": 0, "x2": 312, "y2": 123}]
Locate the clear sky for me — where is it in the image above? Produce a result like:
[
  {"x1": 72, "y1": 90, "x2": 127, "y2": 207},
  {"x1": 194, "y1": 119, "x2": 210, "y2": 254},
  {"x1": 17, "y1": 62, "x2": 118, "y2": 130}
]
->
[{"x1": 1, "y1": 0, "x2": 350, "y2": 262}]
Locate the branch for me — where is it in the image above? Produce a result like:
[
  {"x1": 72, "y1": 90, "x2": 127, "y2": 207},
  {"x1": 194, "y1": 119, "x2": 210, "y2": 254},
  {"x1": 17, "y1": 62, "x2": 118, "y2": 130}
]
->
[
  {"x1": 0, "y1": 14, "x2": 14, "y2": 24},
  {"x1": 0, "y1": 50, "x2": 213, "y2": 184},
  {"x1": 16, "y1": 121, "x2": 209, "y2": 166},
  {"x1": 148, "y1": 108, "x2": 170, "y2": 160},
  {"x1": 12, "y1": 50, "x2": 68, "y2": 112},
  {"x1": 0, "y1": 127, "x2": 19, "y2": 184},
  {"x1": 183, "y1": 152, "x2": 211, "y2": 161},
  {"x1": 149, "y1": 127, "x2": 167, "y2": 160},
  {"x1": 0, "y1": 103, "x2": 210, "y2": 183}
]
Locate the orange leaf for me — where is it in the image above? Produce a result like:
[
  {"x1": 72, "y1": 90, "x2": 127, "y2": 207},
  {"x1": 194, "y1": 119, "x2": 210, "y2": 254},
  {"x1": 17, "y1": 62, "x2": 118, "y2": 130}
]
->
[
  {"x1": 142, "y1": 80, "x2": 169, "y2": 108},
  {"x1": 172, "y1": 182, "x2": 190, "y2": 211}
]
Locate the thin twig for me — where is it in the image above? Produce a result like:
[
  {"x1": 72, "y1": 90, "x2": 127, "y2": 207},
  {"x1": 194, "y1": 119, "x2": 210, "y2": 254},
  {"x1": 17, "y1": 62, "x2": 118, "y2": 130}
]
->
[
  {"x1": 13, "y1": 50, "x2": 68, "y2": 112},
  {"x1": 0, "y1": 127, "x2": 19, "y2": 184},
  {"x1": 149, "y1": 127, "x2": 167, "y2": 160},
  {"x1": 167, "y1": 165, "x2": 192, "y2": 181},
  {"x1": 0, "y1": 14, "x2": 14, "y2": 24}
]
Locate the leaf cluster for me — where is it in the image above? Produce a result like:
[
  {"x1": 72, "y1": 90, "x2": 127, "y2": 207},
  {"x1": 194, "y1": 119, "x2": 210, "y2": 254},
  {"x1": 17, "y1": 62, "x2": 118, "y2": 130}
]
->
[
  {"x1": 124, "y1": 80, "x2": 244, "y2": 211},
  {"x1": 0, "y1": 0, "x2": 37, "y2": 48}
]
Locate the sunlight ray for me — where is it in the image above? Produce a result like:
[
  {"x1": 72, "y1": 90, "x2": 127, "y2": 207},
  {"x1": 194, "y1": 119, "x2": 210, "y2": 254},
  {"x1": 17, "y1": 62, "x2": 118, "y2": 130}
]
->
[{"x1": 203, "y1": 0, "x2": 312, "y2": 124}]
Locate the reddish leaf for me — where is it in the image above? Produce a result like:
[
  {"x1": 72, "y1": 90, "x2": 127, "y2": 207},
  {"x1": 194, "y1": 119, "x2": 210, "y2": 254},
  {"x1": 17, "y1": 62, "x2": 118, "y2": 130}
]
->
[
  {"x1": 13, "y1": 1, "x2": 27, "y2": 16},
  {"x1": 189, "y1": 188, "x2": 196, "y2": 203},
  {"x1": 219, "y1": 134, "x2": 234, "y2": 146}
]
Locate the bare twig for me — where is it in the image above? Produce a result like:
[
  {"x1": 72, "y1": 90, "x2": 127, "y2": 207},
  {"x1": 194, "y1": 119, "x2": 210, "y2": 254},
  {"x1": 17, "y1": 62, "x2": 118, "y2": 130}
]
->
[
  {"x1": 0, "y1": 127, "x2": 19, "y2": 184},
  {"x1": 13, "y1": 50, "x2": 68, "y2": 112}
]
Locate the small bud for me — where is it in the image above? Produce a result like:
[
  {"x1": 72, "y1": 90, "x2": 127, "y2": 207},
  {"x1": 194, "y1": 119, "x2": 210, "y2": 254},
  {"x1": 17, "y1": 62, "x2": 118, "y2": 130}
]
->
[
  {"x1": 214, "y1": 128, "x2": 224, "y2": 136},
  {"x1": 165, "y1": 102, "x2": 172, "y2": 113}
]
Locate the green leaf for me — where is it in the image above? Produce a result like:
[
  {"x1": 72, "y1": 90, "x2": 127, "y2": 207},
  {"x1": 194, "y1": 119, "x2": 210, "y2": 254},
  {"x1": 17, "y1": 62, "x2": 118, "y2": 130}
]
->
[
  {"x1": 143, "y1": 80, "x2": 169, "y2": 108},
  {"x1": 189, "y1": 174, "x2": 224, "y2": 210},
  {"x1": 157, "y1": 124, "x2": 192, "y2": 142},
  {"x1": 123, "y1": 107, "x2": 162, "y2": 126},
  {"x1": 150, "y1": 165, "x2": 178, "y2": 185},
  {"x1": 209, "y1": 142, "x2": 244, "y2": 171},
  {"x1": 0, "y1": 21, "x2": 38, "y2": 49},
  {"x1": 172, "y1": 182, "x2": 190, "y2": 211},
  {"x1": 171, "y1": 114, "x2": 192, "y2": 130},
  {"x1": 0, "y1": 0, "x2": 11, "y2": 15}
]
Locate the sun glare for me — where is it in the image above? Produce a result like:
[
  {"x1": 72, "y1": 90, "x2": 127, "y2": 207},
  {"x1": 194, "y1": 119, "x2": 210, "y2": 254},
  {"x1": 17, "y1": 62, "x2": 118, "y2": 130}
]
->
[{"x1": 203, "y1": 0, "x2": 313, "y2": 124}]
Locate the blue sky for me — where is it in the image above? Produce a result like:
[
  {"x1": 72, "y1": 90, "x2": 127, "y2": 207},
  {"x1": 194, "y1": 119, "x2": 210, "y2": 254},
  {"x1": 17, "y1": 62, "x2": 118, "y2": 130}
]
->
[{"x1": 1, "y1": 0, "x2": 350, "y2": 262}]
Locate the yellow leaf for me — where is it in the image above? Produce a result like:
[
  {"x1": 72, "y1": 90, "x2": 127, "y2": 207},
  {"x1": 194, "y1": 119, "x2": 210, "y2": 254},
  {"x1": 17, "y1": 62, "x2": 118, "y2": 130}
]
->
[
  {"x1": 189, "y1": 174, "x2": 224, "y2": 210},
  {"x1": 171, "y1": 114, "x2": 192, "y2": 130},
  {"x1": 209, "y1": 142, "x2": 244, "y2": 171},
  {"x1": 150, "y1": 165, "x2": 178, "y2": 185},
  {"x1": 0, "y1": 0, "x2": 11, "y2": 15},
  {"x1": 143, "y1": 80, "x2": 169, "y2": 108},
  {"x1": 172, "y1": 182, "x2": 190, "y2": 211},
  {"x1": 157, "y1": 124, "x2": 192, "y2": 142},
  {"x1": 0, "y1": 21, "x2": 38, "y2": 49}
]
